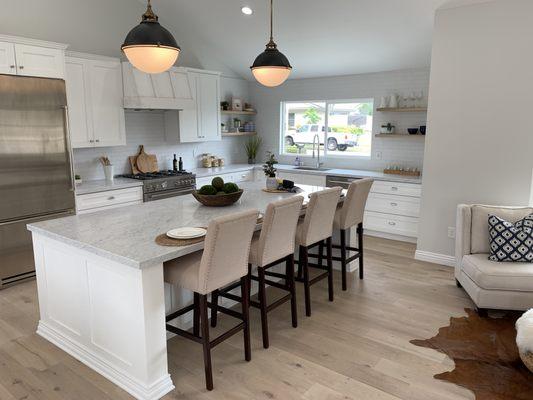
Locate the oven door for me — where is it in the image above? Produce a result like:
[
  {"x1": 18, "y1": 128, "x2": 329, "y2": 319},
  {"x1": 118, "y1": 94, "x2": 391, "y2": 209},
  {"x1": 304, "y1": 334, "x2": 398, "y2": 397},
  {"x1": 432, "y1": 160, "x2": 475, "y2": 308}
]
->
[{"x1": 144, "y1": 187, "x2": 195, "y2": 202}]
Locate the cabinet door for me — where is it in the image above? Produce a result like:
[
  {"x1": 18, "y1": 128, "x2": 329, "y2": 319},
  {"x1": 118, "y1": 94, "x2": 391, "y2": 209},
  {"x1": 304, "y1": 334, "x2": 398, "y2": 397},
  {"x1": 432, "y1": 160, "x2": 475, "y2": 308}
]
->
[
  {"x1": 65, "y1": 57, "x2": 94, "y2": 148},
  {"x1": 178, "y1": 73, "x2": 201, "y2": 142},
  {"x1": 14, "y1": 44, "x2": 64, "y2": 79},
  {"x1": 89, "y1": 60, "x2": 126, "y2": 147},
  {"x1": 0, "y1": 42, "x2": 16, "y2": 75},
  {"x1": 197, "y1": 73, "x2": 221, "y2": 141}
]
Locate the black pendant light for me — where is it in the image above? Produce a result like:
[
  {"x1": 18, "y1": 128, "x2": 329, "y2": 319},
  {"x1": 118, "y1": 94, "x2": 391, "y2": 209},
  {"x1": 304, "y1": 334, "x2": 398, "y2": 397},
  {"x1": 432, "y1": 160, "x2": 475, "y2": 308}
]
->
[
  {"x1": 251, "y1": 0, "x2": 292, "y2": 87},
  {"x1": 121, "y1": 0, "x2": 180, "y2": 74}
]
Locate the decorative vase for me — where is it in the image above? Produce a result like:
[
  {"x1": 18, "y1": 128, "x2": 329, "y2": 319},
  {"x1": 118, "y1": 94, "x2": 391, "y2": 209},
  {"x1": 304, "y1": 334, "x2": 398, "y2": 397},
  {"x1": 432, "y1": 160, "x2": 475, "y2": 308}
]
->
[
  {"x1": 248, "y1": 158, "x2": 256, "y2": 165},
  {"x1": 103, "y1": 165, "x2": 114, "y2": 182},
  {"x1": 266, "y1": 176, "x2": 278, "y2": 190},
  {"x1": 389, "y1": 94, "x2": 398, "y2": 108}
]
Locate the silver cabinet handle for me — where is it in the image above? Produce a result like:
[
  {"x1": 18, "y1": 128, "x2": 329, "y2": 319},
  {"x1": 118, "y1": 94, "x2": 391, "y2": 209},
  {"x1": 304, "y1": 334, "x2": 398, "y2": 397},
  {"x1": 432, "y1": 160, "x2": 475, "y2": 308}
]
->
[
  {"x1": 19, "y1": 65, "x2": 24, "y2": 70},
  {"x1": 95, "y1": 139, "x2": 100, "y2": 143},
  {"x1": 89, "y1": 139, "x2": 94, "y2": 143},
  {"x1": 9, "y1": 65, "x2": 15, "y2": 69},
  {"x1": 388, "y1": 221, "x2": 397, "y2": 226},
  {"x1": 107, "y1": 196, "x2": 115, "y2": 200},
  {"x1": 390, "y1": 202, "x2": 398, "y2": 207},
  {"x1": 391, "y1": 187, "x2": 398, "y2": 191}
]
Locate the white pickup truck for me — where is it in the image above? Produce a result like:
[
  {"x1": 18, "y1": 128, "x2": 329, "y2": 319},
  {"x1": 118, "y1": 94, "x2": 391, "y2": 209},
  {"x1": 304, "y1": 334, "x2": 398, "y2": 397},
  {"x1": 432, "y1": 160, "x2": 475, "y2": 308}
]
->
[{"x1": 285, "y1": 124, "x2": 358, "y2": 151}]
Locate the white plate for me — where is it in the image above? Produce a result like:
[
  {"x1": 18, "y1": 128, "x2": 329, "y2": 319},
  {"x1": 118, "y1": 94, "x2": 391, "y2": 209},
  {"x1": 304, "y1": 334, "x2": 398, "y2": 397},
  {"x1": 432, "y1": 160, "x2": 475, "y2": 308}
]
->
[{"x1": 166, "y1": 227, "x2": 207, "y2": 240}]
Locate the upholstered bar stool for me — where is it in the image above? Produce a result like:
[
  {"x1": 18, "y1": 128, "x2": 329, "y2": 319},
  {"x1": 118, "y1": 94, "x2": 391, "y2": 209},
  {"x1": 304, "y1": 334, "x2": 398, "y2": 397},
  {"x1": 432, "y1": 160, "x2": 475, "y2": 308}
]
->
[
  {"x1": 164, "y1": 209, "x2": 259, "y2": 391},
  {"x1": 295, "y1": 187, "x2": 342, "y2": 317},
  {"x1": 214, "y1": 196, "x2": 304, "y2": 349},
  {"x1": 333, "y1": 178, "x2": 373, "y2": 289}
]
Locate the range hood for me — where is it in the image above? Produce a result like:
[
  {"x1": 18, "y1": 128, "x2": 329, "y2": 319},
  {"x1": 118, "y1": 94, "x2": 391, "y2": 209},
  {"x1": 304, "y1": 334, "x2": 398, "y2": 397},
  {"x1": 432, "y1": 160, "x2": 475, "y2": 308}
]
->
[{"x1": 122, "y1": 62, "x2": 196, "y2": 110}]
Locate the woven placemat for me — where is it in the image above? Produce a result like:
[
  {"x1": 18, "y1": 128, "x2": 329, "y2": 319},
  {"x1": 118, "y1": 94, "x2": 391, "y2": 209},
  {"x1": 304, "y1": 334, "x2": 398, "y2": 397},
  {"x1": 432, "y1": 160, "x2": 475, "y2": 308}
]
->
[
  {"x1": 262, "y1": 187, "x2": 302, "y2": 194},
  {"x1": 155, "y1": 234, "x2": 206, "y2": 247}
]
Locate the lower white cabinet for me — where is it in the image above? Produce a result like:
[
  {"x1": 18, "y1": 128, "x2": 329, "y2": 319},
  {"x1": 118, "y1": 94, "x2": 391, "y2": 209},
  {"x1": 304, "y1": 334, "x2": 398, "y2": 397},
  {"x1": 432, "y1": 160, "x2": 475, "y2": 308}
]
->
[
  {"x1": 276, "y1": 171, "x2": 326, "y2": 187},
  {"x1": 364, "y1": 211, "x2": 419, "y2": 238},
  {"x1": 66, "y1": 54, "x2": 126, "y2": 148},
  {"x1": 196, "y1": 169, "x2": 254, "y2": 188},
  {"x1": 76, "y1": 187, "x2": 143, "y2": 214}
]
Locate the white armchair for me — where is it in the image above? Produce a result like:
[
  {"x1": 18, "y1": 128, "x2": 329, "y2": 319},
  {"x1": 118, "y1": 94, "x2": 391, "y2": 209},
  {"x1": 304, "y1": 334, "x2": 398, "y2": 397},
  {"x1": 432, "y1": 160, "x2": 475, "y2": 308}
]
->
[{"x1": 456, "y1": 204, "x2": 533, "y2": 314}]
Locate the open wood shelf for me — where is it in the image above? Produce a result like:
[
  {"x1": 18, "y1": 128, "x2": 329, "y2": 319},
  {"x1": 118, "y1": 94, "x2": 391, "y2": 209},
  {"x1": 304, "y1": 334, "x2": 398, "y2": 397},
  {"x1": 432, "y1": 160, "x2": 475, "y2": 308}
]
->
[
  {"x1": 374, "y1": 134, "x2": 426, "y2": 138},
  {"x1": 221, "y1": 110, "x2": 257, "y2": 115},
  {"x1": 221, "y1": 131, "x2": 257, "y2": 137},
  {"x1": 376, "y1": 107, "x2": 427, "y2": 112}
]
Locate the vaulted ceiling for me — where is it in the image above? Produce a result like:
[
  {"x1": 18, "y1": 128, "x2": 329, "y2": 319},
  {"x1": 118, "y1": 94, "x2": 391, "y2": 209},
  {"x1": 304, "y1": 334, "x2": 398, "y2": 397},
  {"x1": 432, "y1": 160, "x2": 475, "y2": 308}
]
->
[{"x1": 148, "y1": 0, "x2": 492, "y2": 80}]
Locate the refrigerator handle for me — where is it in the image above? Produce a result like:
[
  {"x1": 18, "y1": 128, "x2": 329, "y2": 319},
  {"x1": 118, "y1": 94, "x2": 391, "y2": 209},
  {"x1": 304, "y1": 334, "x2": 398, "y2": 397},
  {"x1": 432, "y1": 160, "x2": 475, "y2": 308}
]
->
[{"x1": 61, "y1": 105, "x2": 75, "y2": 193}]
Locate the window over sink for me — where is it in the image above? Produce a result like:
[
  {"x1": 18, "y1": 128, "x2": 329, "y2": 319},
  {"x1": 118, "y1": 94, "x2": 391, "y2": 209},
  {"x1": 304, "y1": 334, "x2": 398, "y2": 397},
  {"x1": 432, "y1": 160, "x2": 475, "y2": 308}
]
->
[{"x1": 280, "y1": 99, "x2": 373, "y2": 158}]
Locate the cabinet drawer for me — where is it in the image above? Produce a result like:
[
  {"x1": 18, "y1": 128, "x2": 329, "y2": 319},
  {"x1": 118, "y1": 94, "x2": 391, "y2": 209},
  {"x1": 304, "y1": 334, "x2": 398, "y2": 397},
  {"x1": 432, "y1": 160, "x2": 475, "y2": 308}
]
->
[
  {"x1": 366, "y1": 193, "x2": 420, "y2": 218},
  {"x1": 371, "y1": 181, "x2": 421, "y2": 198},
  {"x1": 76, "y1": 187, "x2": 143, "y2": 213},
  {"x1": 232, "y1": 170, "x2": 254, "y2": 183},
  {"x1": 364, "y1": 211, "x2": 418, "y2": 238}
]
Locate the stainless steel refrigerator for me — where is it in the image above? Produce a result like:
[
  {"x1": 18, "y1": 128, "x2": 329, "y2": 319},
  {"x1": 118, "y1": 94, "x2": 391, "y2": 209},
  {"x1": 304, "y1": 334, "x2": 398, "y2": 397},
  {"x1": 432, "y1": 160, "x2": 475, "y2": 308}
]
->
[{"x1": 0, "y1": 75, "x2": 75, "y2": 289}]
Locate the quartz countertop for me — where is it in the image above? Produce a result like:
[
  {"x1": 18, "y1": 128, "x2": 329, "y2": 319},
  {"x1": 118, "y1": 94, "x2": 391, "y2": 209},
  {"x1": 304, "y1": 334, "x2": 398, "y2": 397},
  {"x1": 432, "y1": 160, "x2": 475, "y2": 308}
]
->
[
  {"x1": 75, "y1": 178, "x2": 143, "y2": 195},
  {"x1": 28, "y1": 181, "x2": 329, "y2": 269},
  {"x1": 192, "y1": 163, "x2": 422, "y2": 184}
]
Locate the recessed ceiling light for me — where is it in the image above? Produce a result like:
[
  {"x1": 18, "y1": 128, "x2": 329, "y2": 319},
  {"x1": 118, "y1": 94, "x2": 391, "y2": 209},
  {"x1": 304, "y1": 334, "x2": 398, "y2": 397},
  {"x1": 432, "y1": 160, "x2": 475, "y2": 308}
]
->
[{"x1": 241, "y1": 6, "x2": 253, "y2": 15}]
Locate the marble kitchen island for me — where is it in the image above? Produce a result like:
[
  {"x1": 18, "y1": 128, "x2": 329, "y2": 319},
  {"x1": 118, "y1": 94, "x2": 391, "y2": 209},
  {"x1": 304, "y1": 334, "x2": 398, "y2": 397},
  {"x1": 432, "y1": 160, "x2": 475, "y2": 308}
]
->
[{"x1": 27, "y1": 181, "x2": 334, "y2": 400}]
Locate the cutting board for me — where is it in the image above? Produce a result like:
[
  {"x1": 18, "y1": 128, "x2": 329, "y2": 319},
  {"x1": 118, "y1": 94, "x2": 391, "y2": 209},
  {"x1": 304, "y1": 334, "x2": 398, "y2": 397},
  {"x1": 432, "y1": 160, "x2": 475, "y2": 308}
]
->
[
  {"x1": 135, "y1": 145, "x2": 158, "y2": 173},
  {"x1": 129, "y1": 156, "x2": 140, "y2": 175}
]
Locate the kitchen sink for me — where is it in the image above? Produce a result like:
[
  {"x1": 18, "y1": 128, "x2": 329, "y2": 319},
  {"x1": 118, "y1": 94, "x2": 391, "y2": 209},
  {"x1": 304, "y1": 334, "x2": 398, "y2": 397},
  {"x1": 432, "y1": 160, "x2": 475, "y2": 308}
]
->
[{"x1": 294, "y1": 166, "x2": 331, "y2": 171}]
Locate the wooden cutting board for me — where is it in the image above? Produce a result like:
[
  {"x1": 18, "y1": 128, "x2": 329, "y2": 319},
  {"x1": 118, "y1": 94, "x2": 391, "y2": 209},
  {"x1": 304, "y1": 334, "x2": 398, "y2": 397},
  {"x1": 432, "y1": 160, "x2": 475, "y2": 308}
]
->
[
  {"x1": 135, "y1": 145, "x2": 158, "y2": 173},
  {"x1": 129, "y1": 156, "x2": 140, "y2": 175}
]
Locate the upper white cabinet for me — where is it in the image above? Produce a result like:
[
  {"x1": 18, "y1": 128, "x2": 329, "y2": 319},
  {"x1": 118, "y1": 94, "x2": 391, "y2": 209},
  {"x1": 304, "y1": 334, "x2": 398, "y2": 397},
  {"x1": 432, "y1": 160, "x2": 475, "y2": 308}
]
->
[
  {"x1": 122, "y1": 62, "x2": 196, "y2": 110},
  {"x1": 0, "y1": 35, "x2": 66, "y2": 79},
  {"x1": 176, "y1": 70, "x2": 221, "y2": 143},
  {"x1": 66, "y1": 54, "x2": 126, "y2": 148}
]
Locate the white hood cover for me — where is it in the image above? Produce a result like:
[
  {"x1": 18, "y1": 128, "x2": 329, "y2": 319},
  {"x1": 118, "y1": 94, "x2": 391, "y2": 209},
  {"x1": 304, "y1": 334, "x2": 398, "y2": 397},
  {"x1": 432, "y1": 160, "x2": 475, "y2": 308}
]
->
[{"x1": 122, "y1": 62, "x2": 196, "y2": 110}]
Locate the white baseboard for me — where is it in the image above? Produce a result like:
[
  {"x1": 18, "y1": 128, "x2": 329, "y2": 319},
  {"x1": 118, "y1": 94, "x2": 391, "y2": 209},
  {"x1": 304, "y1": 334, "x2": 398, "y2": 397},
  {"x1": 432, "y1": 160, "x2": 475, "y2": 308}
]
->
[
  {"x1": 37, "y1": 321, "x2": 174, "y2": 400},
  {"x1": 414, "y1": 250, "x2": 455, "y2": 267}
]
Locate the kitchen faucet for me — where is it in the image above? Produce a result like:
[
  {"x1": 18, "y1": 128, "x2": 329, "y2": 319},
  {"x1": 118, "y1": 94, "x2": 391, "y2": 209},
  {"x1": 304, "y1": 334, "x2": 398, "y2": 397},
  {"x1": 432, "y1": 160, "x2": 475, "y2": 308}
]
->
[{"x1": 312, "y1": 133, "x2": 322, "y2": 169}]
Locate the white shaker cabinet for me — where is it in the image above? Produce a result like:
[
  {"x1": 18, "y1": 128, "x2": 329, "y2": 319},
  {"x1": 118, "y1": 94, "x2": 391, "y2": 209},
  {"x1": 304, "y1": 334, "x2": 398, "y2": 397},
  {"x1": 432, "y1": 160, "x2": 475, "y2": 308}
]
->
[
  {"x1": 65, "y1": 54, "x2": 126, "y2": 148},
  {"x1": 0, "y1": 36, "x2": 66, "y2": 78},
  {"x1": 175, "y1": 70, "x2": 221, "y2": 143}
]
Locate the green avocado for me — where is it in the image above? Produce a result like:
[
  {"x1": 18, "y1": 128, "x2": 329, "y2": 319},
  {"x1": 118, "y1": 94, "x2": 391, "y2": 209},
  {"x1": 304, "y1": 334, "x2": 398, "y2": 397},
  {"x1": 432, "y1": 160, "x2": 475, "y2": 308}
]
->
[
  {"x1": 198, "y1": 185, "x2": 218, "y2": 195},
  {"x1": 223, "y1": 182, "x2": 240, "y2": 194},
  {"x1": 211, "y1": 177, "x2": 224, "y2": 190}
]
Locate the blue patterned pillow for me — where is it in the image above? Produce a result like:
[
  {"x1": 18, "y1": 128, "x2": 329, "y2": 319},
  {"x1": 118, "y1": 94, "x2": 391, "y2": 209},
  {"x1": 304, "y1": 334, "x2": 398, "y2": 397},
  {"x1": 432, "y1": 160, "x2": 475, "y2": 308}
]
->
[{"x1": 488, "y1": 213, "x2": 533, "y2": 262}]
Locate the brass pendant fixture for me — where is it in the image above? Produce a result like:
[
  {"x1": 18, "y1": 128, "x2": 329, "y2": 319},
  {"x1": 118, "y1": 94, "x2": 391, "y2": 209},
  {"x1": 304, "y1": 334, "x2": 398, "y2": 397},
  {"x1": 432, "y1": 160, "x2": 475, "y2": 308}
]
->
[
  {"x1": 250, "y1": 0, "x2": 292, "y2": 87},
  {"x1": 121, "y1": 0, "x2": 180, "y2": 74}
]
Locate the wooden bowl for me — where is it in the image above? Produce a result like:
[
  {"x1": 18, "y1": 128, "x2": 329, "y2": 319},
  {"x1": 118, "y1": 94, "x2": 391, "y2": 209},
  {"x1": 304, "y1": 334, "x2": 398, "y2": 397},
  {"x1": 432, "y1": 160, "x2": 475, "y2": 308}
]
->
[
  {"x1": 520, "y1": 351, "x2": 533, "y2": 373},
  {"x1": 192, "y1": 190, "x2": 243, "y2": 207}
]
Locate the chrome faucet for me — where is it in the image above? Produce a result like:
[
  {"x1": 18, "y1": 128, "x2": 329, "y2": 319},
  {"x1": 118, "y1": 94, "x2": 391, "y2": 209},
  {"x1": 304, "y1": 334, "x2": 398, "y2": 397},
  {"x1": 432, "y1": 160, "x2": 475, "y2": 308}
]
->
[{"x1": 312, "y1": 133, "x2": 322, "y2": 169}]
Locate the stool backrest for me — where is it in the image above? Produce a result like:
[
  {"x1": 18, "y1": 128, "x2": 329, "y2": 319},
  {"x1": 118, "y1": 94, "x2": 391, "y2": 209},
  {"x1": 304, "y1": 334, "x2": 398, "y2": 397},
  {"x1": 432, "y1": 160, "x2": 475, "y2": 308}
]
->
[
  {"x1": 199, "y1": 209, "x2": 259, "y2": 293},
  {"x1": 300, "y1": 187, "x2": 342, "y2": 246},
  {"x1": 337, "y1": 178, "x2": 373, "y2": 230},
  {"x1": 257, "y1": 196, "x2": 304, "y2": 266}
]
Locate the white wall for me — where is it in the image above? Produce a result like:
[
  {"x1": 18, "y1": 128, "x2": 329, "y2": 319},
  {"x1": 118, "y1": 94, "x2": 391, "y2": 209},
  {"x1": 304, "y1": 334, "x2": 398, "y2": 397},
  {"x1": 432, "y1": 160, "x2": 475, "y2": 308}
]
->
[
  {"x1": 250, "y1": 68, "x2": 430, "y2": 170},
  {"x1": 73, "y1": 77, "x2": 252, "y2": 180},
  {"x1": 417, "y1": 0, "x2": 533, "y2": 257}
]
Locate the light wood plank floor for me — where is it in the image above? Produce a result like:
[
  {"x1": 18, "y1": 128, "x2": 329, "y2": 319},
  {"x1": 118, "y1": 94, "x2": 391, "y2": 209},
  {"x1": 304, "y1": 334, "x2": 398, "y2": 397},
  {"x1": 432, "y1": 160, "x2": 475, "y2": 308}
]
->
[{"x1": 0, "y1": 236, "x2": 475, "y2": 399}]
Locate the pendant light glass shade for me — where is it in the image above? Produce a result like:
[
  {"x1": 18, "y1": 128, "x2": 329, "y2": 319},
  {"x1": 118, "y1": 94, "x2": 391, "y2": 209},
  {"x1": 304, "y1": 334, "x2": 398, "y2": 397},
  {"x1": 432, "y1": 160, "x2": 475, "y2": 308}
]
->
[
  {"x1": 251, "y1": 0, "x2": 292, "y2": 87},
  {"x1": 122, "y1": 0, "x2": 180, "y2": 74}
]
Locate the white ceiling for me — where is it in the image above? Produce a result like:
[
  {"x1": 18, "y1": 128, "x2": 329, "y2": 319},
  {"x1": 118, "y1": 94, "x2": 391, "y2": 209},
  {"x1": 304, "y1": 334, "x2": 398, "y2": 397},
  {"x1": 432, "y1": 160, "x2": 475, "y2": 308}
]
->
[{"x1": 148, "y1": 0, "x2": 491, "y2": 80}]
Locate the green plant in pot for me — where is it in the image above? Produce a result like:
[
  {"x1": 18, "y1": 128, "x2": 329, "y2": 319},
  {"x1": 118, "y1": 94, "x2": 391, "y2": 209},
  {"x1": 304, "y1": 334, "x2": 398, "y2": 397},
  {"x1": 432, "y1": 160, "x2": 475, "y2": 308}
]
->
[
  {"x1": 244, "y1": 136, "x2": 262, "y2": 164},
  {"x1": 263, "y1": 152, "x2": 279, "y2": 190}
]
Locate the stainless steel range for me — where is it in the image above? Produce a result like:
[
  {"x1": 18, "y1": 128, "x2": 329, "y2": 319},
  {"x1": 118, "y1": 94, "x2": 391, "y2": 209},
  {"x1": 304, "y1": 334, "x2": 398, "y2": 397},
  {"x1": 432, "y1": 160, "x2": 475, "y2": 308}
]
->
[{"x1": 120, "y1": 171, "x2": 196, "y2": 202}]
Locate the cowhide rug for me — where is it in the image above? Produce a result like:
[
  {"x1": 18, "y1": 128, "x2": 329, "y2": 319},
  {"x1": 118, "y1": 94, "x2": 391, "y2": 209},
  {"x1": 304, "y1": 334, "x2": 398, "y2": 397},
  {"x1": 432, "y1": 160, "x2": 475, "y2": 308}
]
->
[{"x1": 411, "y1": 309, "x2": 533, "y2": 400}]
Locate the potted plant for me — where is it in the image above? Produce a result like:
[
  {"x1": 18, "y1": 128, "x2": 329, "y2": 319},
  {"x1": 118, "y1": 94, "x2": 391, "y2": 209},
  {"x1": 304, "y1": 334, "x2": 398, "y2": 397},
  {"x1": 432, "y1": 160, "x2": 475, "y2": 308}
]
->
[
  {"x1": 263, "y1": 152, "x2": 279, "y2": 190},
  {"x1": 220, "y1": 101, "x2": 229, "y2": 111},
  {"x1": 74, "y1": 174, "x2": 82, "y2": 185},
  {"x1": 380, "y1": 123, "x2": 395, "y2": 134},
  {"x1": 244, "y1": 136, "x2": 262, "y2": 164}
]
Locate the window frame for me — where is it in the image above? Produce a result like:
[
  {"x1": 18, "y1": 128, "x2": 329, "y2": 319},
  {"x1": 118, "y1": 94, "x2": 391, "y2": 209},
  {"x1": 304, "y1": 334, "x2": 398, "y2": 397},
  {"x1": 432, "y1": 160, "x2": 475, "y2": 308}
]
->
[{"x1": 279, "y1": 98, "x2": 374, "y2": 159}]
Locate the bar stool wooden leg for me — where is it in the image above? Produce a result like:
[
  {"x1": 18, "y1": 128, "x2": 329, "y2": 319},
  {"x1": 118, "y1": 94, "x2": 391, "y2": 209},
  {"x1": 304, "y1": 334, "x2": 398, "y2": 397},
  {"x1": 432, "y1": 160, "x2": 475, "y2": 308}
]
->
[
  {"x1": 210, "y1": 290, "x2": 219, "y2": 328},
  {"x1": 340, "y1": 229, "x2": 347, "y2": 291},
  {"x1": 326, "y1": 237, "x2": 334, "y2": 301},
  {"x1": 241, "y1": 276, "x2": 251, "y2": 361},
  {"x1": 301, "y1": 246, "x2": 312, "y2": 317},
  {"x1": 318, "y1": 240, "x2": 324, "y2": 268},
  {"x1": 297, "y1": 246, "x2": 304, "y2": 280},
  {"x1": 193, "y1": 292, "x2": 200, "y2": 336},
  {"x1": 258, "y1": 267, "x2": 269, "y2": 348},
  {"x1": 199, "y1": 294, "x2": 213, "y2": 391},
  {"x1": 286, "y1": 254, "x2": 298, "y2": 328},
  {"x1": 358, "y1": 223, "x2": 364, "y2": 280}
]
